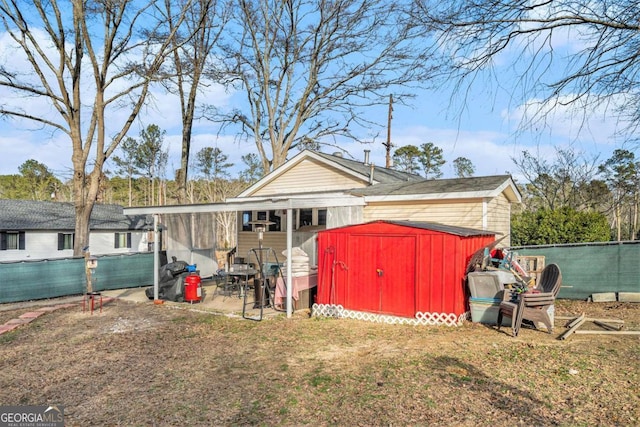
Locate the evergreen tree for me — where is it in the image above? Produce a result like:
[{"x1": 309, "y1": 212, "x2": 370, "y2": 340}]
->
[
  {"x1": 452, "y1": 157, "x2": 475, "y2": 178},
  {"x1": 419, "y1": 142, "x2": 445, "y2": 179}
]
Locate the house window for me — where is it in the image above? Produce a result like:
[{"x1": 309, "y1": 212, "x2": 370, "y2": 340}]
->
[
  {"x1": 1, "y1": 231, "x2": 25, "y2": 250},
  {"x1": 57, "y1": 233, "x2": 74, "y2": 250},
  {"x1": 318, "y1": 209, "x2": 327, "y2": 226},
  {"x1": 241, "y1": 210, "x2": 283, "y2": 232},
  {"x1": 114, "y1": 232, "x2": 132, "y2": 249},
  {"x1": 242, "y1": 211, "x2": 252, "y2": 232},
  {"x1": 299, "y1": 209, "x2": 313, "y2": 227},
  {"x1": 269, "y1": 211, "x2": 282, "y2": 231},
  {"x1": 240, "y1": 209, "x2": 326, "y2": 231}
]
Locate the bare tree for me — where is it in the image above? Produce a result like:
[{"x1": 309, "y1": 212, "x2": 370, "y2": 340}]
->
[
  {"x1": 512, "y1": 148, "x2": 601, "y2": 211},
  {"x1": 414, "y1": 0, "x2": 640, "y2": 142},
  {"x1": 211, "y1": 0, "x2": 434, "y2": 173},
  {"x1": 166, "y1": 0, "x2": 230, "y2": 203},
  {"x1": 599, "y1": 149, "x2": 639, "y2": 241},
  {"x1": 0, "y1": 0, "x2": 193, "y2": 255},
  {"x1": 193, "y1": 146, "x2": 242, "y2": 248}
]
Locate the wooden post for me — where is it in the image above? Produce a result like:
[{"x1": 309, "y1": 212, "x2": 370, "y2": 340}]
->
[
  {"x1": 84, "y1": 250, "x2": 92, "y2": 294},
  {"x1": 574, "y1": 330, "x2": 640, "y2": 336},
  {"x1": 383, "y1": 94, "x2": 393, "y2": 168}
]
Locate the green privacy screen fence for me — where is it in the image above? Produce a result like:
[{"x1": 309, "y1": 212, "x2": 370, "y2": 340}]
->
[
  {"x1": 510, "y1": 241, "x2": 640, "y2": 300},
  {"x1": 1, "y1": 244, "x2": 637, "y2": 304},
  {"x1": 0, "y1": 253, "x2": 153, "y2": 304}
]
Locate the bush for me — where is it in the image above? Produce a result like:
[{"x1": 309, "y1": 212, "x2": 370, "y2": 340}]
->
[{"x1": 511, "y1": 207, "x2": 610, "y2": 246}]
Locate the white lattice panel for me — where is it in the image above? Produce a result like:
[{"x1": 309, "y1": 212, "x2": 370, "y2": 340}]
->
[{"x1": 312, "y1": 304, "x2": 466, "y2": 327}]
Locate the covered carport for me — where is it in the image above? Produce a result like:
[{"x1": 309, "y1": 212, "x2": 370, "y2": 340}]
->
[{"x1": 124, "y1": 194, "x2": 365, "y2": 317}]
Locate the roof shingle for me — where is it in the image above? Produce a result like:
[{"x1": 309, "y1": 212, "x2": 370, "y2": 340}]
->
[{"x1": 0, "y1": 200, "x2": 147, "y2": 231}]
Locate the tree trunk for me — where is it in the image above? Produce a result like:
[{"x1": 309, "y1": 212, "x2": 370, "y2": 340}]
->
[
  {"x1": 176, "y1": 127, "x2": 192, "y2": 204},
  {"x1": 616, "y1": 203, "x2": 622, "y2": 241},
  {"x1": 128, "y1": 175, "x2": 132, "y2": 207},
  {"x1": 72, "y1": 168, "x2": 101, "y2": 257}
]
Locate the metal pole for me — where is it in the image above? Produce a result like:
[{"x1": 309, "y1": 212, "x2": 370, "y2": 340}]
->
[
  {"x1": 153, "y1": 214, "x2": 159, "y2": 301},
  {"x1": 286, "y1": 208, "x2": 293, "y2": 318}
]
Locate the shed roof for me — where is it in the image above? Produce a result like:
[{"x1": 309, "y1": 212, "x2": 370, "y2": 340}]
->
[
  {"x1": 0, "y1": 199, "x2": 147, "y2": 231},
  {"x1": 321, "y1": 220, "x2": 498, "y2": 237}
]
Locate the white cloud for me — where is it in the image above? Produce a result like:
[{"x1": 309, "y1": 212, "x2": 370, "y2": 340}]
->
[
  {"x1": 0, "y1": 130, "x2": 72, "y2": 176},
  {"x1": 332, "y1": 124, "x2": 529, "y2": 181},
  {"x1": 502, "y1": 94, "x2": 636, "y2": 164}
]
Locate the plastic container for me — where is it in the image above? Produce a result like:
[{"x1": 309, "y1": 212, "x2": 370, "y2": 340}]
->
[
  {"x1": 469, "y1": 297, "x2": 509, "y2": 326},
  {"x1": 184, "y1": 274, "x2": 202, "y2": 303},
  {"x1": 468, "y1": 272, "x2": 501, "y2": 299}
]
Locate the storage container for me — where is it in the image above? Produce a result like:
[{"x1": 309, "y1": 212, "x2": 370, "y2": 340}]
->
[{"x1": 469, "y1": 297, "x2": 509, "y2": 326}]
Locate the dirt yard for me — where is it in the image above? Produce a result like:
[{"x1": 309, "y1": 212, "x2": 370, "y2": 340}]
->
[{"x1": 0, "y1": 298, "x2": 638, "y2": 426}]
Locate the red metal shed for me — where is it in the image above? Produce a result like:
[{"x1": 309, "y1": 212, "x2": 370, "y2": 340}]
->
[{"x1": 316, "y1": 220, "x2": 496, "y2": 322}]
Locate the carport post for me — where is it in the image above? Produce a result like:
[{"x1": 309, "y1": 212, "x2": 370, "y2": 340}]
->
[
  {"x1": 153, "y1": 213, "x2": 159, "y2": 301},
  {"x1": 286, "y1": 208, "x2": 293, "y2": 318}
]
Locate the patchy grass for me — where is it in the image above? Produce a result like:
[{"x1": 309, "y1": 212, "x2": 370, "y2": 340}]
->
[{"x1": 0, "y1": 299, "x2": 638, "y2": 426}]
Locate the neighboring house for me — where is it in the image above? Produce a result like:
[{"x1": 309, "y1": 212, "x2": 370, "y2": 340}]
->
[
  {"x1": 0, "y1": 200, "x2": 150, "y2": 262},
  {"x1": 228, "y1": 150, "x2": 522, "y2": 265}
]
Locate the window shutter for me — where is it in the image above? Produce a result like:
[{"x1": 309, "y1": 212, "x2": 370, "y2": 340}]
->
[
  {"x1": 114, "y1": 233, "x2": 119, "y2": 249},
  {"x1": 58, "y1": 233, "x2": 64, "y2": 250},
  {"x1": 0, "y1": 232, "x2": 6, "y2": 251},
  {"x1": 127, "y1": 232, "x2": 132, "y2": 248},
  {"x1": 18, "y1": 232, "x2": 25, "y2": 250}
]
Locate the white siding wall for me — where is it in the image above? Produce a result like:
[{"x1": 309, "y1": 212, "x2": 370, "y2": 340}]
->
[
  {"x1": 0, "y1": 230, "x2": 148, "y2": 262},
  {"x1": 252, "y1": 159, "x2": 366, "y2": 196}
]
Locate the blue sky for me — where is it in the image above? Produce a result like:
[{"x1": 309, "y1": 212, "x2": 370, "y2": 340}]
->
[
  {"x1": 0, "y1": 78, "x2": 627, "y2": 184},
  {"x1": 0, "y1": 14, "x2": 634, "y2": 184}
]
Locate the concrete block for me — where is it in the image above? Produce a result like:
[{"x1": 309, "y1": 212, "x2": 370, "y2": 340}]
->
[
  {"x1": 591, "y1": 292, "x2": 617, "y2": 302},
  {"x1": 618, "y1": 292, "x2": 640, "y2": 303}
]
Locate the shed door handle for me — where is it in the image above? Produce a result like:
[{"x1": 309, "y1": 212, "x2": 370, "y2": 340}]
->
[{"x1": 376, "y1": 268, "x2": 383, "y2": 277}]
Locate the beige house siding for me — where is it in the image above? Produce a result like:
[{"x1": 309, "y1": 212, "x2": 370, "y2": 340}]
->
[
  {"x1": 252, "y1": 159, "x2": 367, "y2": 196},
  {"x1": 486, "y1": 194, "x2": 511, "y2": 246},
  {"x1": 363, "y1": 200, "x2": 485, "y2": 229},
  {"x1": 236, "y1": 231, "x2": 288, "y2": 265}
]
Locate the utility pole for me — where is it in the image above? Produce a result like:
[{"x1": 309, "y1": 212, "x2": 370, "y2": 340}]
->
[{"x1": 383, "y1": 94, "x2": 393, "y2": 168}]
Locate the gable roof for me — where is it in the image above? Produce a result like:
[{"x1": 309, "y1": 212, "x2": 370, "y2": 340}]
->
[
  {"x1": 0, "y1": 200, "x2": 148, "y2": 231},
  {"x1": 348, "y1": 175, "x2": 521, "y2": 202},
  {"x1": 237, "y1": 149, "x2": 421, "y2": 197},
  {"x1": 312, "y1": 151, "x2": 422, "y2": 183}
]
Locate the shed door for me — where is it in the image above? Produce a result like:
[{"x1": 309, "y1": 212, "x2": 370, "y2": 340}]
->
[{"x1": 347, "y1": 234, "x2": 416, "y2": 317}]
